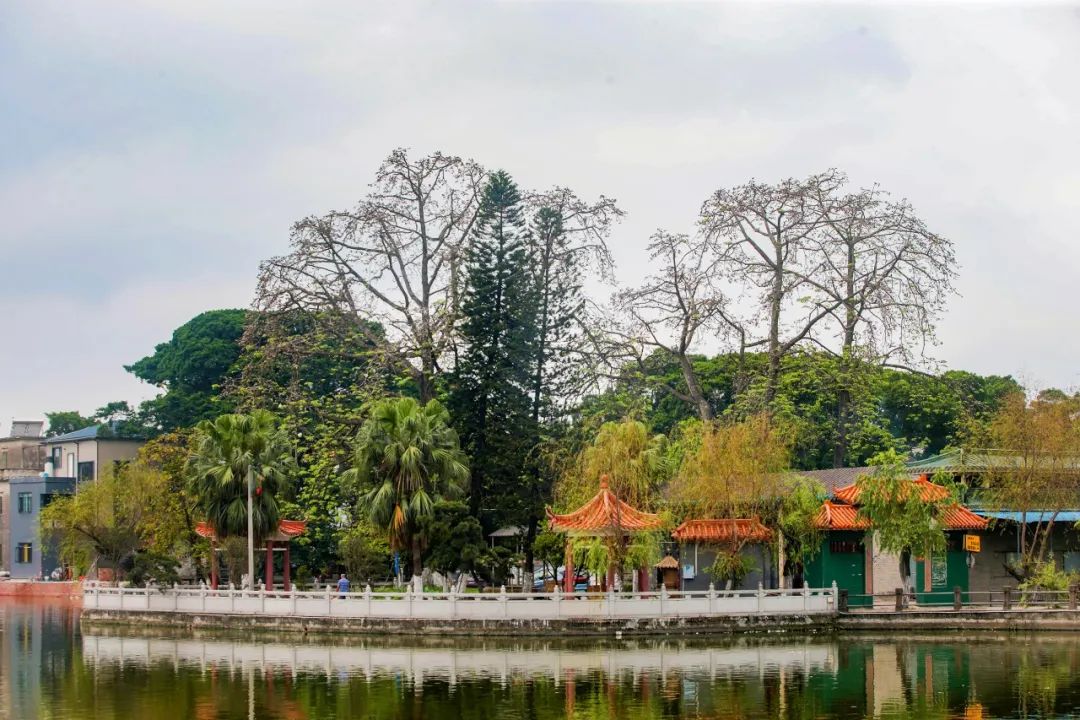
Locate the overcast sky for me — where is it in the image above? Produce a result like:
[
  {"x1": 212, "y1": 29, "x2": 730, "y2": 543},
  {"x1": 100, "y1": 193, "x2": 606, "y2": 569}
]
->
[{"x1": 2, "y1": 1, "x2": 1078, "y2": 434}]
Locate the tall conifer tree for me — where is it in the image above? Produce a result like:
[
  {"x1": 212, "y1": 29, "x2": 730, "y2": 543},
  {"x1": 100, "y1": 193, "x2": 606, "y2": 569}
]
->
[{"x1": 452, "y1": 171, "x2": 539, "y2": 531}]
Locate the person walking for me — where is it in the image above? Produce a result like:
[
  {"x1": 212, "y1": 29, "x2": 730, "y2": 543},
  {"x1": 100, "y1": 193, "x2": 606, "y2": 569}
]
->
[{"x1": 337, "y1": 573, "x2": 351, "y2": 598}]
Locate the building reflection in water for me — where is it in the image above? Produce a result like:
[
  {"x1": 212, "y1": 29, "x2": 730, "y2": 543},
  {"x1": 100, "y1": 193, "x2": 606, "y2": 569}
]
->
[{"x1": 8, "y1": 598, "x2": 1080, "y2": 719}]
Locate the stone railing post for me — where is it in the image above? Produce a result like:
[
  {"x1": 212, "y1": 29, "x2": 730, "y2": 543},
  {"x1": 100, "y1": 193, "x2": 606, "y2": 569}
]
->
[
  {"x1": 838, "y1": 589, "x2": 849, "y2": 613},
  {"x1": 500, "y1": 585, "x2": 509, "y2": 619},
  {"x1": 406, "y1": 585, "x2": 414, "y2": 619},
  {"x1": 201, "y1": 583, "x2": 207, "y2": 613},
  {"x1": 660, "y1": 583, "x2": 668, "y2": 618},
  {"x1": 802, "y1": 582, "x2": 810, "y2": 612},
  {"x1": 326, "y1": 583, "x2": 332, "y2": 615},
  {"x1": 260, "y1": 582, "x2": 267, "y2": 614},
  {"x1": 1003, "y1": 587, "x2": 1012, "y2": 611},
  {"x1": 145, "y1": 583, "x2": 151, "y2": 610},
  {"x1": 953, "y1": 586, "x2": 962, "y2": 611},
  {"x1": 707, "y1": 582, "x2": 716, "y2": 614},
  {"x1": 607, "y1": 585, "x2": 616, "y2": 619},
  {"x1": 229, "y1": 583, "x2": 236, "y2": 614},
  {"x1": 290, "y1": 586, "x2": 297, "y2": 616},
  {"x1": 1069, "y1": 585, "x2": 1078, "y2": 611},
  {"x1": 757, "y1": 583, "x2": 765, "y2": 614},
  {"x1": 553, "y1": 585, "x2": 562, "y2": 619},
  {"x1": 895, "y1": 588, "x2": 904, "y2": 612},
  {"x1": 364, "y1": 584, "x2": 372, "y2": 618}
]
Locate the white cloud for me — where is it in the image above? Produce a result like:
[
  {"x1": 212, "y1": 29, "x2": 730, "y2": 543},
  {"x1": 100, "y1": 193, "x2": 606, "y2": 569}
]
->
[{"x1": 1, "y1": 0, "x2": 1079, "y2": 427}]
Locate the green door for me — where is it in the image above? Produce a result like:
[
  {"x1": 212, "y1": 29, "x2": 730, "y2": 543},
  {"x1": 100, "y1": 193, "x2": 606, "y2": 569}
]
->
[
  {"x1": 916, "y1": 535, "x2": 969, "y2": 604},
  {"x1": 807, "y1": 532, "x2": 867, "y2": 607}
]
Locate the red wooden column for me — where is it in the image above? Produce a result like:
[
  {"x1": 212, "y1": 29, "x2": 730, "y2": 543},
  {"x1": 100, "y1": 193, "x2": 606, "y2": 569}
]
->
[
  {"x1": 283, "y1": 543, "x2": 291, "y2": 591},
  {"x1": 210, "y1": 541, "x2": 219, "y2": 589},
  {"x1": 265, "y1": 540, "x2": 274, "y2": 590},
  {"x1": 563, "y1": 538, "x2": 574, "y2": 593}
]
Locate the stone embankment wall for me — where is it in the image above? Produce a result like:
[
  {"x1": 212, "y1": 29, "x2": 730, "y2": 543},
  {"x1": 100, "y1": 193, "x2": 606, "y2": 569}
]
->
[{"x1": 80, "y1": 609, "x2": 834, "y2": 637}]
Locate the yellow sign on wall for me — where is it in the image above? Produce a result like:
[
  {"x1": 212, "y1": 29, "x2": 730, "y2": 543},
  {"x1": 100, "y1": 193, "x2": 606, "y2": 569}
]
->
[{"x1": 964, "y1": 534, "x2": 981, "y2": 552}]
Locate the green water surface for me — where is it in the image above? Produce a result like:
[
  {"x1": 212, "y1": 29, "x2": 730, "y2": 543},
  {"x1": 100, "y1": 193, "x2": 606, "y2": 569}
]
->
[{"x1": 3, "y1": 600, "x2": 1080, "y2": 718}]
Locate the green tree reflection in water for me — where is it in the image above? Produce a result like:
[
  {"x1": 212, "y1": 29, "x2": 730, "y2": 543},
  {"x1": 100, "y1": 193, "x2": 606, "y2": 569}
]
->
[{"x1": 16, "y1": 603, "x2": 1080, "y2": 718}]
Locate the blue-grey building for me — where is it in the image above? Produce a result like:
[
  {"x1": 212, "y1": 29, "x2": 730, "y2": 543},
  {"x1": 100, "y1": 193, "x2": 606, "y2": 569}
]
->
[{"x1": 7, "y1": 475, "x2": 75, "y2": 580}]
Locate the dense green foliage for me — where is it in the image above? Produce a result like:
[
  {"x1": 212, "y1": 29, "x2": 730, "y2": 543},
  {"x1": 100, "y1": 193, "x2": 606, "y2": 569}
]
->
[
  {"x1": 126, "y1": 309, "x2": 248, "y2": 430},
  {"x1": 344, "y1": 397, "x2": 469, "y2": 578},
  {"x1": 450, "y1": 171, "x2": 538, "y2": 531}
]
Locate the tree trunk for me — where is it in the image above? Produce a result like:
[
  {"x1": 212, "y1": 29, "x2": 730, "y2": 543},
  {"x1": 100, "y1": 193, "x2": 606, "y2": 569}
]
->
[
  {"x1": 523, "y1": 516, "x2": 538, "y2": 593},
  {"x1": 411, "y1": 532, "x2": 423, "y2": 580},
  {"x1": 679, "y1": 353, "x2": 713, "y2": 420},
  {"x1": 833, "y1": 239, "x2": 858, "y2": 468},
  {"x1": 765, "y1": 225, "x2": 784, "y2": 404}
]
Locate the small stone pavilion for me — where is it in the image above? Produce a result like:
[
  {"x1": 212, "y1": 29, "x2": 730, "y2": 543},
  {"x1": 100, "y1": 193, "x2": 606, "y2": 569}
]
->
[
  {"x1": 195, "y1": 520, "x2": 307, "y2": 590},
  {"x1": 546, "y1": 475, "x2": 663, "y2": 592}
]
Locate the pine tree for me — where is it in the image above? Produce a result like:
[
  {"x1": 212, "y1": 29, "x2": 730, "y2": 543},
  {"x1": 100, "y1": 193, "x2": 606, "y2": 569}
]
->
[{"x1": 452, "y1": 171, "x2": 539, "y2": 533}]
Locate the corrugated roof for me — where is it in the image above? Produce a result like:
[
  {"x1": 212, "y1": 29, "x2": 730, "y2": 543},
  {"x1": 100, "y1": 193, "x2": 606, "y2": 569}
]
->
[
  {"x1": 796, "y1": 466, "x2": 923, "y2": 496},
  {"x1": 976, "y1": 510, "x2": 1080, "y2": 523},
  {"x1": 42, "y1": 422, "x2": 142, "y2": 444},
  {"x1": 907, "y1": 449, "x2": 1080, "y2": 473},
  {"x1": 672, "y1": 518, "x2": 773, "y2": 544},
  {"x1": 833, "y1": 476, "x2": 948, "y2": 504},
  {"x1": 546, "y1": 475, "x2": 662, "y2": 536}
]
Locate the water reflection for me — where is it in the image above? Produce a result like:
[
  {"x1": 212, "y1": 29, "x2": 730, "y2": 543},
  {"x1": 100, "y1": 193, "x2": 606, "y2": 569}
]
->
[{"x1": 7, "y1": 601, "x2": 1080, "y2": 718}]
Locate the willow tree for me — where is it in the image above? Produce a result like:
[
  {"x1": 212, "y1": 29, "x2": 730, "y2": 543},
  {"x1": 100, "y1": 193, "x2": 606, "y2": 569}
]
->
[
  {"x1": 667, "y1": 413, "x2": 792, "y2": 579},
  {"x1": 554, "y1": 419, "x2": 673, "y2": 579},
  {"x1": 977, "y1": 392, "x2": 1080, "y2": 579}
]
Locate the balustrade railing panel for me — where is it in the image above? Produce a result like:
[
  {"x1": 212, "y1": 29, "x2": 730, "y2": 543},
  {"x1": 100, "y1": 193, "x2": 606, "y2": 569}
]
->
[{"x1": 82, "y1": 584, "x2": 838, "y2": 621}]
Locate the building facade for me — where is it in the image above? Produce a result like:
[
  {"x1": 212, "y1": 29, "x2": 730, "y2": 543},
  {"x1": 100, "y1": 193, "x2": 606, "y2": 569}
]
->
[
  {"x1": 40, "y1": 424, "x2": 144, "y2": 487},
  {"x1": 7, "y1": 475, "x2": 76, "y2": 580},
  {"x1": 0, "y1": 421, "x2": 47, "y2": 573}
]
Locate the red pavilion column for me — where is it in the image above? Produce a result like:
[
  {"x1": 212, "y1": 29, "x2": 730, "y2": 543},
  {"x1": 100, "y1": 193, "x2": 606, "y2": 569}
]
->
[
  {"x1": 283, "y1": 543, "x2": 291, "y2": 592},
  {"x1": 265, "y1": 540, "x2": 274, "y2": 590},
  {"x1": 564, "y1": 538, "x2": 574, "y2": 593}
]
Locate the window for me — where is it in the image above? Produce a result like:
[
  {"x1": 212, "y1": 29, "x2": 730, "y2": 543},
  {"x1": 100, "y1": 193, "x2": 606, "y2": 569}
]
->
[
  {"x1": 67, "y1": 452, "x2": 75, "y2": 476},
  {"x1": 51, "y1": 447, "x2": 62, "y2": 469},
  {"x1": 77, "y1": 461, "x2": 95, "y2": 483},
  {"x1": 0, "y1": 449, "x2": 8, "y2": 468},
  {"x1": 830, "y1": 540, "x2": 863, "y2": 554},
  {"x1": 17, "y1": 493, "x2": 32, "y2": 514},
  {"x1": 40, "y1": 493, "x2": 60, "y2": 510},
  {"x1": 16, "y1": 543, "x2": 32, "y2": 564}
]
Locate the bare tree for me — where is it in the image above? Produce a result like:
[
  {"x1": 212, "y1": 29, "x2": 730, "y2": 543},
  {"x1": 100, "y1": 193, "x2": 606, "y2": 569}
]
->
[
  {"x1": 803, "y1": 176, "x2": 957, "y2": 466},
  {"x1": 256, "y1": 149, "x2": 486, "y2": 402},
  {"x1": 701, "y1": 171, "x2": 846, "y2": 405},
  {"x1": 609, "y1": 231, "x2": 739, "y2": 421}
]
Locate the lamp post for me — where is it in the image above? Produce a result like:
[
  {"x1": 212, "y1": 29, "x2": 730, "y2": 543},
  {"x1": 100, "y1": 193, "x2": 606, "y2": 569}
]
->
[{"x1": 246, "y1": 468, "x2": 255, "y2": 590}]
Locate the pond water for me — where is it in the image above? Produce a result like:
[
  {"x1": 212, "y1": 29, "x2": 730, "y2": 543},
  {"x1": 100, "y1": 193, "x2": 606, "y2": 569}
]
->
[{"x1": 5, "y1": 600, "x2": 1080, "y2": 718}]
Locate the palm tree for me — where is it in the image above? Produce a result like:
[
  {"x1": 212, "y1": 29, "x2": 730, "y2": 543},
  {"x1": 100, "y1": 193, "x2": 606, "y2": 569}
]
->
[
  {"x1": 344, "y1": 397, "x2": 469, "y2": 580},
  {"x1": 188, "y1": 410, "x2": 294, "y2": 588}
]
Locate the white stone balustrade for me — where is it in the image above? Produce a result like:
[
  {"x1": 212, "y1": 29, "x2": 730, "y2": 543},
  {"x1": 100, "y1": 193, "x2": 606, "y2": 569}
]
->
[{"x1": 82, "y1": 582, "x2": 838, "y2": 621}]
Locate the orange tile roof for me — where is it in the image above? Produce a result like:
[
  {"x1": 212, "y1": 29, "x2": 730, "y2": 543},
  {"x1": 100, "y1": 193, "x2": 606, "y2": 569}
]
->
[
  {"x1": 655, "y1": 555, "x2": 680, "y2": 570},
  {"x1": 940, "y1": 505, "x2": 989, "y2": 530},
  {"x1": 547, "y1": 475, "x2": 663, "y2": 536},
  {"x1": 672, "y1": 518, "x2": 773, "y2": 544},
  {"x1": 833, "y1": 475, "x2": 949, "y2": 504},
  {"x1": 814, "y1": 501, "x2": 871, "y2": 530},
  {"x1": 195, "y1": 520, "x2": 307, "y2": 541},
  {"x1": 813, "y1": 501, "x2": 988, "y2": 531}
]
